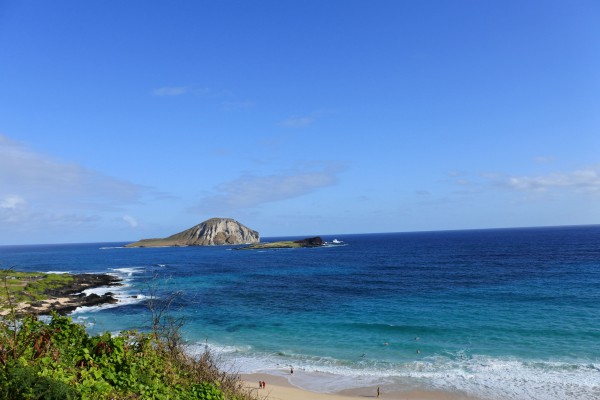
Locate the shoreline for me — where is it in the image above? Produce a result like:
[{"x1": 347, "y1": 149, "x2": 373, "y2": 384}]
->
[
  {"x1": 0, "y1": 273, "x2": 123, "y2": 317},
  {"x1": 241, "y1": 372, "x2": 479, "y2": 400}
]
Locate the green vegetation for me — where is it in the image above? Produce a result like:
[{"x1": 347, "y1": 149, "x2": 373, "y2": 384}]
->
[
  {"x1": 239, "y1": 241, "x2": 305, "y2": 250},
  {"x1": 0, "y1": 270, "x2": 73, "y2": 308},
  {"x1": 0, "y1": 272, "x2": 258, "y2": 400},
  {"x1": 124, "y1": 238, "x2": 182, "y2": 248}
]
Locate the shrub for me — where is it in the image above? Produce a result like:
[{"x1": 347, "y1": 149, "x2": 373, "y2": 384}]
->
[
  {"x1": 0, "y1": 313, "x2": 255, "y2": 399},
  {"x1": 0, "y1": 269, "x2": 256, "y2": 400}
]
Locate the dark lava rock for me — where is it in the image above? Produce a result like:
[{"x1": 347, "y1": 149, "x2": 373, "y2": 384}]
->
[{"x1": 293, "y1": 236, "x2": 324, "y2": 247}]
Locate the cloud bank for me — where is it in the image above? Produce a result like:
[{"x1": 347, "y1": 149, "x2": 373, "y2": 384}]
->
[
  {"x1": 0, "y1": 134, "x2": 148, "y2": 227},
  {"x1": 192, "y1": 166, "x2": 342, "y2": 213},
  {"x1": 490, "y1": 166, "x2": 600, "y2": 195}
]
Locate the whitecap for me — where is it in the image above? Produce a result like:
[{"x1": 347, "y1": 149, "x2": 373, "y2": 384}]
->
[
  {"x1": 198, "y1": 344, "x2": 600, "y2": 399},
  {"x1": 109, "y1": 267, "x2": 145, "y2": 277}
]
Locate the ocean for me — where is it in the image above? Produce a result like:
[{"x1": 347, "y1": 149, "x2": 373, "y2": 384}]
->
[{"x1": 1, "y1": 225, "x2": 599, "y2": 400}]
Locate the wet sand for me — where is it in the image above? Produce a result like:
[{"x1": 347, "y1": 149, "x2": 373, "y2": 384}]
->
[{"x1": 242, "y1": 372, "x2": 478, "y2": 400}]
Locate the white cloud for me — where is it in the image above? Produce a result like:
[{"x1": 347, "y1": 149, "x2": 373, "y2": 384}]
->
[
  {"x1": 488, "y1": 166, "x2": 600, "y2": 194},
  {"x1": 0, "y1": 134, "x2": 146, "y2": 206},
  {"x1": 280, "y1": 116, "x2": 315, "y2": 128},
  {"x1": 0, "y1": 194, "x2": 25, "y2": 209},
  {"x1": 192, "y1": 166, "x2": 341, "y2": 212},
  {"x1": 152, "y1": 86, "x2": 190, "y2": 97},
  {"x1": 0, "y1": 134, "x2": 151, "y2": 236},
  {"x1": 0, "y1": 194, "x2": 28, "y2": 224},
  {"x1": 122, "y1": 215, "x2": 139, "y2": 228}
]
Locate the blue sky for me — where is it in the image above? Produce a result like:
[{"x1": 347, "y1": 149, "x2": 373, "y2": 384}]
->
[{"x1": 1, "y1": 1, "x2": 599, "y2": 244}]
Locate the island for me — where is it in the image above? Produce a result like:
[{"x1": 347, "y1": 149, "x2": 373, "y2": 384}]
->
[
  {"x1": 125, "y1": 218, "x2": 260, "y2": 247},
  {"x1": 238, "y1": 236, "x2": 324, "y2": 250},
  {"x1": 0, "y1": 270, "x2": 122, "y2": 317}
]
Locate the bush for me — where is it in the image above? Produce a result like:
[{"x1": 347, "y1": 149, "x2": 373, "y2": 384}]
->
[
  {"x1": 0, "y1": 313, "x2": 252, "y2": 400},
  {"x1": 0, "y1": 269, "x2": 256, "y2": 400}
]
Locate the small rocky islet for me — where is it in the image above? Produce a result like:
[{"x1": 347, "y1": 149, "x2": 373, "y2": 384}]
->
[
  {"x1": 125, "y1": 217, "x2": 327, "y2": 250},
  {"x1": 125, "y1": 218, "x2": 260, "y2": 247}
]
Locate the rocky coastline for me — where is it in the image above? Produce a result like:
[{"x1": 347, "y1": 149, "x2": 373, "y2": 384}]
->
[{"x1": 3, "y1": 273, "x2": 123, "y2": 317}]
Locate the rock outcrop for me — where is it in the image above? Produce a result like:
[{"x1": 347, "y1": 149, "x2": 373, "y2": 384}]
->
[
  {"x1": 6, "y1": 274, "x2": 122, "y2": 317},
  {"x1": 238, "y1": 236, "x2": 325, "y2": 250},
  {"x1": 125, "y1": 218, "x2": 260, "y2": 247},
  {"x1": 293, "y1": 236, "x2": 324, "y2": 247}
]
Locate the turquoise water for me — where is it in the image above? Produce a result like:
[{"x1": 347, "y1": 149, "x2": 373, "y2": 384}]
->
[{"x1": 1, "y1": 226, "x2": 599, "y2": 399}]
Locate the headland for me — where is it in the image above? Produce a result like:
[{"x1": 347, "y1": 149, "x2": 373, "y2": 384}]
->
[{"x1": 0, "y1": 270, "x2": 122, "y2": 316}]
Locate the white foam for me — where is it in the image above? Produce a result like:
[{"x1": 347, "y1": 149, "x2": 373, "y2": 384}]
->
[
  {"x1": 46, "y1": 270, "x2": 70, "y2": 274},
  {"x1": 198, "y1": 343, "x2": 600, "y2": 399},
  {"x1": 186, "y1": 342, "x2": 252, "y2": 357},
  {"x1": 414, "y1": 356, "x2": 600, "y2": 400},
  {"x1": 70, "y1": 266, "x2": 147, "y2": 314},
  {"x1": 322, "y1": 243, "x2": 348, "y2": 248},
  {"x1": 70, "y1": 293, "x2": 147, "y2": 315},
  {"x1": 81, "y1": 286, "x2": 115, "y2": 296},
  {"x1": 108, "y1": 267, "x2": 144, "y2": 277}
]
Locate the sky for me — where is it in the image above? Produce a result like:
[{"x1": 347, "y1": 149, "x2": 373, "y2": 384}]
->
[{"x1": 0, "y1": 0, "x2": 599, "y2": 245}]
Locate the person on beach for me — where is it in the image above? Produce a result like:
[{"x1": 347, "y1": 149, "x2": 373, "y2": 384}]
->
[
  {"x1": 290, "y1": 366, "x2": 294, "y2": 374},
  {"x1": 377, "y1": 387, "x2": 380, "y2": 398},
  {"x1": 259, "y1": 381, "x2": 263, "y2": 389},
  {"x1": 262, "y1": 381, "x2": 266, "y2": 389}
]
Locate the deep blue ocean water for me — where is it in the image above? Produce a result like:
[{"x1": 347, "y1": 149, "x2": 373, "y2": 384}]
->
[{"x1": 1, "y1": 226, "x2": 599, "y2": 400}]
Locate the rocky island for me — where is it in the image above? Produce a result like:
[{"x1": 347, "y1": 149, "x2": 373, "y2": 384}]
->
[
  {"x1": 125, "y1": 218, "x2": 259, "y2": 247},
  {"x1": 239, "y1": 236, "x2": 324, "y2": 250}
]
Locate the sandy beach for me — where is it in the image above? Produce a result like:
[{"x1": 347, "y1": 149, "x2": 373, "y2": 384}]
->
[{"x1": 242, "y1": 373, "x2": 478, "y2": 400}]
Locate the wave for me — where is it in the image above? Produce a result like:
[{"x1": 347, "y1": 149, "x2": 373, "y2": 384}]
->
[
  {"x1": 197, "y1": 341, "x2": 600, "y2": 399},
  {"x1": 322, "y1": 243, "x2": 349, "y2": 248},
  {"x1": 108, "y1": 267, "x2": 145, "y2": 277},
  {"x1": 70, "y1": 267, "x2": 146, "y2": 314},
  {"x1": 70, "y1": 294, "x2": 148, "y2": 315}
]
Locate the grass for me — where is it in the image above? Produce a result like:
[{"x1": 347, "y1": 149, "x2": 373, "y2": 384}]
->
[
  {"x1": 238, "y1": 241, "x2": 304, "y2": 250},
  {"x1": 0, "y1": 270, "x2": 74, "y2": 308}
]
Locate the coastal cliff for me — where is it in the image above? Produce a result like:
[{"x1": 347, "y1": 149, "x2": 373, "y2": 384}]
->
[{"x1": 125, "y1": 218, "x2": 260, "y2": 247}]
